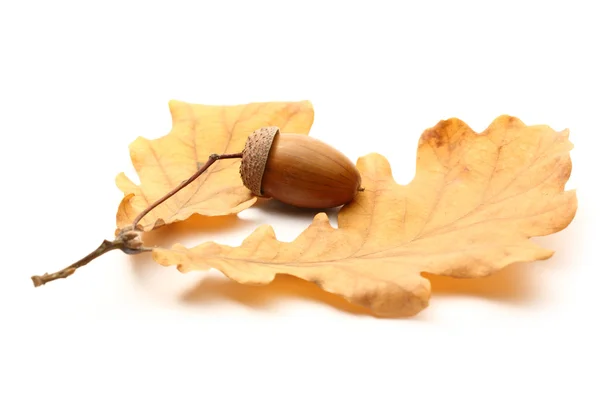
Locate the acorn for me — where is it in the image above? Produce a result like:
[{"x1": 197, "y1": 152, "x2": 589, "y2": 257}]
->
[{"x1": 240, "y1": 127, "x2": 362, "y2": 209}]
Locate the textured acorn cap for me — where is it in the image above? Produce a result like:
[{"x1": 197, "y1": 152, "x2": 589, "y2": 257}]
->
[{"x1": 240, "y1": 126, "x2": 280, "y2": 196}]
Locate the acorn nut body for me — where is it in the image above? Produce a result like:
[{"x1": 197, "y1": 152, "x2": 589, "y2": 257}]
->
[{"x1": 240, "y1": 127, "x2": 362, "y2": 209}]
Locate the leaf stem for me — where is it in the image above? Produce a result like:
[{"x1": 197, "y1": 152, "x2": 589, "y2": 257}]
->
[{"x1": 131, "y1": 152, "x2": 243, "y2": 229}]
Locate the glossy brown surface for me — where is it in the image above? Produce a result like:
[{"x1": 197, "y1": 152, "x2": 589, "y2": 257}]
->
[{"x1": 261, "y1": 133, "x2": 362, "y2": 208}]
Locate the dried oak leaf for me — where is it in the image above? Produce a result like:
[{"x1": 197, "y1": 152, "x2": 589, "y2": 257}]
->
[
  {"x1": 115, "y1": 100, "x2": 314, "y2": 231},
  {"x1": 154, "y1": 116, "x2": 577, "y2": 317}
]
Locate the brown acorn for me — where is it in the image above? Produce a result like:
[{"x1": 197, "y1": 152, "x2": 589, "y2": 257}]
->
[{"x1": 240, "y1": 127, "x2": 362, "y2": 209}]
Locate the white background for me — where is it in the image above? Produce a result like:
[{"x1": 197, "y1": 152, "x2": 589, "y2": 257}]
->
[{"x1": 1, "y1": 0, "x2": 599, "y2": 399}]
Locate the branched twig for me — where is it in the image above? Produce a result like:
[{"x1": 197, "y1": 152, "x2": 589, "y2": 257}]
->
[
  {"x1": 31, "y1": 227, "x2": 150, "y2": 287},
  {"x1": 31, "y1": 152, "x2": 244, "y2": 287}
]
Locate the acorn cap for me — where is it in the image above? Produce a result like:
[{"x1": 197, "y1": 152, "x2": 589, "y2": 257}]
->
[{"x1": 240, "y1": 126, "x2": 280, "y2": 196}]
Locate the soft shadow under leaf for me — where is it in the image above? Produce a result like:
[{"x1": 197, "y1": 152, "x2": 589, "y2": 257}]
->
[
  {"x1": 424, "y1": 263, "x2": 538, "y2": 304},
  {"x1": 180, "y1": 274, "x2": 375, "y2": 316}
]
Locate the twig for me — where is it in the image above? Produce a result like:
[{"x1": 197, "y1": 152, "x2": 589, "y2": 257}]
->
[
  {"x1": 31, "y1": 240, "x2": 123, "y2": 287},
  {"x1": 31, "y1": 152, "x2": 244, "y2": 287}
]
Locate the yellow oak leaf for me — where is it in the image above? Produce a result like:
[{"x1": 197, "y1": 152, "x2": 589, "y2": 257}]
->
[
  {"x1": 115, "y1": 100, "x2": 314, "y2": 231},
  {"x1": 153, "y1": 116, "x2": 577, "y2": 317}
]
